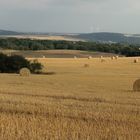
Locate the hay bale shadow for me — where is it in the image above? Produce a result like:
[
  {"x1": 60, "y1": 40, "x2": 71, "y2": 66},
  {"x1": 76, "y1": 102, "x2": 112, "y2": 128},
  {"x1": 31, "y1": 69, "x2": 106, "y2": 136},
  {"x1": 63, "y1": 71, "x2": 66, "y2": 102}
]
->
[
  {"x1": 101, "y1": 59, "x2": 106, "y2": 62},
  {"x1": 35, "y1": 71, "x2": 56, "y2": 75},
  {"x1": 133, "y1": 79, "x2": 140, "y2": 92},
  {"x1": 84, "y1": 64, "x2": 90, "y2": 68},
  {"x1": 134, "y1": 59, "x2": 139, "y2": 63}
]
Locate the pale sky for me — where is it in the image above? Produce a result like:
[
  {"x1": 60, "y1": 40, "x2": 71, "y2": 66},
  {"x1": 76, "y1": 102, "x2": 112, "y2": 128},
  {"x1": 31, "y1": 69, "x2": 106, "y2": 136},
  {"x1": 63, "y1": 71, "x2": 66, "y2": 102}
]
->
[{"x1": 0, "y1": 0, "x2": 140, "y2": 33}]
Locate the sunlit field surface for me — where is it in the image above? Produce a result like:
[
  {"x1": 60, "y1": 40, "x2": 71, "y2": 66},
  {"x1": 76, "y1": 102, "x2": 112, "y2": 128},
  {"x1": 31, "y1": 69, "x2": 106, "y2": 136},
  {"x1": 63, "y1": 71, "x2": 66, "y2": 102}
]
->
[{"x1": 0, "y1": 57, "x2": 140, "y2": 140}]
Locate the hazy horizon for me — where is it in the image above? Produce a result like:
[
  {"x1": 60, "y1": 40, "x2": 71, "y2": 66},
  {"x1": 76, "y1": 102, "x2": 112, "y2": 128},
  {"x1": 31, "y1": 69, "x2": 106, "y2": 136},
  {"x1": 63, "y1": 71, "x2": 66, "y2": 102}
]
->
[
  {"x1": 1, "y1": 29, "x2": 140, "y2": 35},
  {"x1": 0, "y1": 0, "x2": 140, "y2": 34}
]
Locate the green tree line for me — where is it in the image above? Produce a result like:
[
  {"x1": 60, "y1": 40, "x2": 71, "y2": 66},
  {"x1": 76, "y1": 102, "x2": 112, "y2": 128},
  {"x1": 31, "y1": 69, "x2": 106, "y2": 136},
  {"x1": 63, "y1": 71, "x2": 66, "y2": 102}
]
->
[
  {"x1": 0, "y1": 53, "x2": 42, "y2": 73},
  {"x1": 0, "y1": 38, "x2": 140, "y2": 56}
]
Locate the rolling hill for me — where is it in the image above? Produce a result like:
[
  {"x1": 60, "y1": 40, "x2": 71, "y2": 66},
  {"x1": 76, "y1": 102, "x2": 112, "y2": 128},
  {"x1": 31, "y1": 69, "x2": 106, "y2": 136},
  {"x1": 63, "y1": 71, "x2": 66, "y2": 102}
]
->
[
  {"x1": 74, "y1": 32, "x2": 140, "y2": 44},
  {"x1": 1, "y1": 29, "x2": 140, "y2": 44},
  {"x1": 0, "y1": 29, "x2": 22, "y2": 35}
]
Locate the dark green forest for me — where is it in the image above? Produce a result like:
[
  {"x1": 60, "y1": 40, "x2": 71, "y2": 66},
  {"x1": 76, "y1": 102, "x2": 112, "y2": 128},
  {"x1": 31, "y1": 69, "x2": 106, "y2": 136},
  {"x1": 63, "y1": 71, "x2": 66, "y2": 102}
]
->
[{"x1": 0, "y1": 38, "x2": 140, "y2": 56}]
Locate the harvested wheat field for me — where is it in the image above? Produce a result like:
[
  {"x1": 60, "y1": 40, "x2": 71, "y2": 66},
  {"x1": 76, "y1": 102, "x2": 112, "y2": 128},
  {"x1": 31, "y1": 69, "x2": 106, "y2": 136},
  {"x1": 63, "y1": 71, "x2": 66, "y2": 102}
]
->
[{"x1": 0, "y1": 57, "x2": 140, "y2": 140}]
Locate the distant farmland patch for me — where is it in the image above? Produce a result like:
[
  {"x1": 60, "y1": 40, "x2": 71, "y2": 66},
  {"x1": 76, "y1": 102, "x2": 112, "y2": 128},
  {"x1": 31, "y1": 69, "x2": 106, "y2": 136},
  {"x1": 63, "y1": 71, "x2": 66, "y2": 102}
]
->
[
  {"x1": 0, "y1": 50, "x2": 121, "y2": 58},
  {"x1": 0, "y1": 35, "x2": 84, "y2": 42}
]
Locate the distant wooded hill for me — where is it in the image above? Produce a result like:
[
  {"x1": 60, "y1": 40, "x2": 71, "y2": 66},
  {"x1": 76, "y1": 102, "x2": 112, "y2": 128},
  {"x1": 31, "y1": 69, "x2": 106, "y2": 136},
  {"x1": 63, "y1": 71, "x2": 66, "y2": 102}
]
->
[
  {"x1": 1, "y1": 29, "x2": 140, "y2": 44},
  {"x1": 74, "y1": 32, "x2": 140, "y2": 44}
]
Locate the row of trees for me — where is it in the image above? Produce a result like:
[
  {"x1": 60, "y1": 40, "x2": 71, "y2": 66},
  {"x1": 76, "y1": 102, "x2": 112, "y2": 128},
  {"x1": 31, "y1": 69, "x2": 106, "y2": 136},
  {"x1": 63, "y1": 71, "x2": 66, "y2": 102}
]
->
[
  {"x1": 0, "y1": 53, "x2": 42, "y2": 73},
  {"x1": 0, "y1": 38, "x2": 140, "y2": 56}
]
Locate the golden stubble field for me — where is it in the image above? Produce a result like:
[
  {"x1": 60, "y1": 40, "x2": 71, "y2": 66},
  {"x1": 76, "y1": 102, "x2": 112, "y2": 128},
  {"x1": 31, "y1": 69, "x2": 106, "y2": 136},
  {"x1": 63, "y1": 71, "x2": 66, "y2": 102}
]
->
[{"x1": 0, "y1": 57, "x2": 140, "y2": 140}]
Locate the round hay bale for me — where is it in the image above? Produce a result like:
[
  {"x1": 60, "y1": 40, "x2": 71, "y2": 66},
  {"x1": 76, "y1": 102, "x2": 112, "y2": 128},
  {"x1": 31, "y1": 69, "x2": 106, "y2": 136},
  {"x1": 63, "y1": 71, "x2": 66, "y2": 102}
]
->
[
  {"x1": 42, "y1": 55, "x2": 45, "y2": 58},
  {"x1": 84, "y1": 64, "x2": 90, "y2": 68},
  {"x1": 88, "y1": 56, "x2": 92, "y2": 59},
  {"x1": 134, "y1": 59, "x2": 139, "y2": 63},
  {"x1": 7, "y1": 53, "x2": 11, "y2": 57},
  {"x1": 74, "y1": 56, "x2": 77, "y2": 59},
  {"x1": 19, "y1": 68, "x2": 31, "y2": 76},
  {"x1": 115, "y1": 56, "x2": 119, "y2": 59},
  {"x1": 100, "y1": 56, "x2": 103, "y2": 59},
  {"x1": 133, "y1": 79, "x2": 140, "y2": 91},
  {"x1": 111, "y1": 56, "x2": 115, "y2": 60}
]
